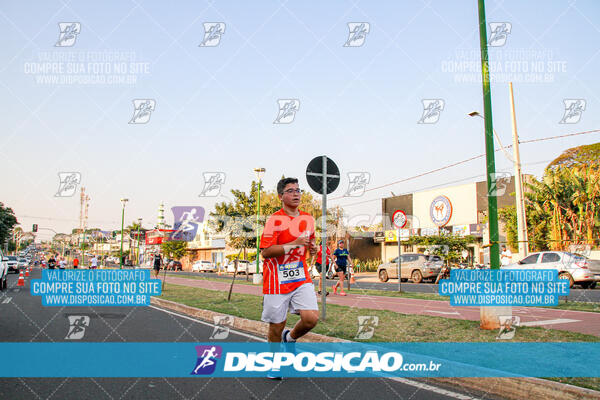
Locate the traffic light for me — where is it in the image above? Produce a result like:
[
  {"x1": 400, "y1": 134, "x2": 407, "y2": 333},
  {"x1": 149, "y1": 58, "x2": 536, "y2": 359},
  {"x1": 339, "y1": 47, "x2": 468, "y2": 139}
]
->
[{"x1": 32, "y1": 224, "x2": 38, "y2": 232}]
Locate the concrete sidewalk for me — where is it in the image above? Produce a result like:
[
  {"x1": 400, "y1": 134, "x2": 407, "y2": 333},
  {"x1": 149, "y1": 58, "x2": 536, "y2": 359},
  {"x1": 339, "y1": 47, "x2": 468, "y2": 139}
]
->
[{"x1": 162, "y1": 275, "x2": 600, "y2": 337}]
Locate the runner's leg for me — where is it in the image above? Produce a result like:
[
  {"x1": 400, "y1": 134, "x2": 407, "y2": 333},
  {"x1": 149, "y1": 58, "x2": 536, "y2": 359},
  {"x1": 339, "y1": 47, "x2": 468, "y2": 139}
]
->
[
  {"x1": 268, "y1": 320, "x2": 286, "y2": 342},
  {"x1": 289, "y1": 309, "x2": 318, "y2": 340}
]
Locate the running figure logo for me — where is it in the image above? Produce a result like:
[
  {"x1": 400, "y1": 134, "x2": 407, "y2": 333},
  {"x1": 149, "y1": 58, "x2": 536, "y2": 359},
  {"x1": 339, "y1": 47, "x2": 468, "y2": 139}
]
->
[
  {"x1": 209, "y1": 315, "x2": 234, "y2": 340},
  {"x1": 418, "y1": 99, "x2": 444, "y2": 124},
  {"x1": 65, "y1": 315, "x2": 90, "y2": 340},
  {"x1": 345, "y1": 172, "x2": 371, "y2": 197},
  {"x1": 129, "y1": 99, "x2": 156, "y2": 124},
  {"x1": 355, "y1": 316, "x2": 379, "y2": 340},
  {"x1": 344, "y1": 23, "x2": 370, "y2": 47},
  {"x1": 170, "y1": 206, "x2": 205, "y2": 241},
  {"x1": 55, "y1": 172, "x2": 81, "y2": 197},
  {"x1": 488, "y1": 172, "x2": 511, "y2": 197},
  {"x1": 55, "y1": 23, "x2": 81, "y2": 47},
  {"x1": 199, "y1": 172, "x2": 226, "y2": 197},
  {"x1": 273, "y1": 99, "x2": 300, "y2": 124},
  {"x1": 496, "y1": 316, "x2": 519, "y2": 340},
  {"x1": 191, "y1": 345, "x2": 222, "y2": 375},
  {"x1": 559, "y1": 99, "x2": 586, "y2": 124},
  {"x1": 199, "y1": 23, "x2": 226, "y2": 47},
  {"x1": 488, "y1": 22, "x2": 512, "y2": 47}
]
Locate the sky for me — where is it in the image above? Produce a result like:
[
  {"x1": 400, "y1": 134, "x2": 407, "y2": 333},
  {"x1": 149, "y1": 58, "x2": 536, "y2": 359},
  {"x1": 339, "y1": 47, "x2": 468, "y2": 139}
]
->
[{"x1": 1, "y1": 0, "x2": 599, "y2": 241}]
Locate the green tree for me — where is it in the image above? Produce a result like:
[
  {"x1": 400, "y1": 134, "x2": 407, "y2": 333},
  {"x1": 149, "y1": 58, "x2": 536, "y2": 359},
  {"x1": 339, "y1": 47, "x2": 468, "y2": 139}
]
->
[
  {"x1": 406, "y1": 234, "x2": 479, "y2": 265},
  {"x1": 0, "y1": 202, "x2": 18, "y2": 246},
  {"x1": 161, "y1": 241, "x2": 188, "y2": 260},
  {"x1": 546, "y1": 142, "x2": 600, "y2": 171}
]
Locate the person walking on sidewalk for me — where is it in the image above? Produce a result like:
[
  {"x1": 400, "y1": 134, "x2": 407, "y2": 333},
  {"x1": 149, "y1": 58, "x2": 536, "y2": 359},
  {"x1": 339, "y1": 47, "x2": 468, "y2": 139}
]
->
[
  {"x1": 310, "y1": 240, "x2": 332, "y2": 296},
  {"x1": 332, "y1": 240, "x2": 352, "y2": 296},
  {"x1": 260, "y1": 177, "x2": 319, "y2": 379},
  {"x1": 152, "y1": 253, "x2": 162, "y2": 278}
]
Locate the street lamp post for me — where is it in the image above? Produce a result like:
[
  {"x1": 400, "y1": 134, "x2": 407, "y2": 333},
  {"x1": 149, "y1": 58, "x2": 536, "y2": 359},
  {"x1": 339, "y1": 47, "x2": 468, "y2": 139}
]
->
[
  {"x1": 120, "y1": 198, "x2": 129, "y2": 269},
  {"x1": 253, "y1": 168, "x2": 265, "y2": 285},
  {"x1": 137, "y1": 218, "x2": 142, "y2": 266},
  {"x1": 469, "y1": 103, "x2": 528, "y2": 260}
]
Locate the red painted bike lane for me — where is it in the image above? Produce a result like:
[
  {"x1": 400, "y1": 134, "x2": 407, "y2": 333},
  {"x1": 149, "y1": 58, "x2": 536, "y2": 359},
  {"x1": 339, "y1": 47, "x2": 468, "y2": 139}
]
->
[{"x1": 163, "y1": 276, "x2": 600, "y2": 337}]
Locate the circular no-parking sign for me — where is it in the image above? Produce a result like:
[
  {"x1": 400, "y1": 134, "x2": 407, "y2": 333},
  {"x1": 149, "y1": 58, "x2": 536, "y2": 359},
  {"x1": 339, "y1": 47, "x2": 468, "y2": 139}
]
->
[{"x1": 392, "y1": 210, "x2": 407, "y2": 229}]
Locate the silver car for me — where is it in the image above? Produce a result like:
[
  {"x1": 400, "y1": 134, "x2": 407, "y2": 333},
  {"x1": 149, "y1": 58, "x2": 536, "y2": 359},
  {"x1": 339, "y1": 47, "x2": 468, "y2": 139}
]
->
[
  {"x1": 377, "y1": 253, "x2": 443, "y2": 283},
  {"x1": 502, "y1": 251, "x2": 597, "y2": 289}
]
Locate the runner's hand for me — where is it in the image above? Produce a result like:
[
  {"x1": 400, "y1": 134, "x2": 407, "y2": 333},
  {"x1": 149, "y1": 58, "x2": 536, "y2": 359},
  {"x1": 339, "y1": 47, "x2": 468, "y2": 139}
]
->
[{"x1": 291, "y1": 235, "x2": 310, "y2": 247}]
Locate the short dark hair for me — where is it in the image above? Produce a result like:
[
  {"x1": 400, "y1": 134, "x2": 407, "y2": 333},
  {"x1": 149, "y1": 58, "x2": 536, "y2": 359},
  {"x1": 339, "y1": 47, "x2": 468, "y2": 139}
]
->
[{"x1": 277, "y1": 177, "x2": 298, "y2": 195}]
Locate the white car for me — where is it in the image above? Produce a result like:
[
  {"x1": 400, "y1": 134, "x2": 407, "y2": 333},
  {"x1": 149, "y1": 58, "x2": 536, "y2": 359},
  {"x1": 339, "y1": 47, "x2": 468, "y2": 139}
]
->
[
  {"x1": 192, "y1": 260, "x2": 216, "y2": 272},
  {"x1": 0, "y1": 250, "x2": 8, "y2": 290},
  {"x1": 17, "y1": 258, "x2": 28, "y2": 268},
  {"x1": 226, "y1": 260, "x2": 263, "y2": 275},
  {"x1": 502, "y1": 251, "x2": 597, "y2": 288}
]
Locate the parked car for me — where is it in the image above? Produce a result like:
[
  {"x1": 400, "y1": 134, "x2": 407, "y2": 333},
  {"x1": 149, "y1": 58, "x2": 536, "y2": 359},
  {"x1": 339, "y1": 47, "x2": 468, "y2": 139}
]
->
[
  {"x1": 377, "y1": 253, "x2": 444, "y2": 283},
  {"x1": 192, "y1": 260, "x2": 216, "y2": 272},
  {"x1": 17, "y1": 258, "x2": 28, "y2": 268},
  {"x1": 166, "y1": 259, "x2": 183, "y2": 271},
  {"x1": 6, "y1": 256, "x2": 19, "y2": 273},
  {"x1": 226, "y1": 260, "x2": 263, "y2": 275},
  {"x1": 502, "y1": 251, "x2": 598, "y2": 289},
  {"x1": 0, "y1": 250, "x2": 8, "y2": 290}
]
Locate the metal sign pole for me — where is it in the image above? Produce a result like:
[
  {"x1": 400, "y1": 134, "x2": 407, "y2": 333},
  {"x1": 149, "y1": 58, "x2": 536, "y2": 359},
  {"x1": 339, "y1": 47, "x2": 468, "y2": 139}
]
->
[
  {"x1": 321, "y1": 155, "x2": 327, "y2": 321},
  {"x1": 397, "y1": 229, "x2": 401, "y2": 292}
]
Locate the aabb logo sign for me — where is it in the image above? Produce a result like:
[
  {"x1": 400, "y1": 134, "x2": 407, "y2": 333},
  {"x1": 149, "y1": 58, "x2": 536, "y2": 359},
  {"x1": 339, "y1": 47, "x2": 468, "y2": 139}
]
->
[
  {"x1": 430, "y1": 196, "x2": 452, "y2": 227},
  {"x1": 191, "y1": 345, "x2": 222, "y2": 375}
]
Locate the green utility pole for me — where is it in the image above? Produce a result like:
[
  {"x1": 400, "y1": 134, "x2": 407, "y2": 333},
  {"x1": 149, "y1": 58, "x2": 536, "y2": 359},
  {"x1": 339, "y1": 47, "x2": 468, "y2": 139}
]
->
[
  {"x1": 255, "y1": 181, "x2": 261, "y2": 274},
  {"x1": 120, "y1": 207, "x2": 125, "y2": 269},
  {"x1": 477, "y1": 0, "x2": 500, "y2": 269}
]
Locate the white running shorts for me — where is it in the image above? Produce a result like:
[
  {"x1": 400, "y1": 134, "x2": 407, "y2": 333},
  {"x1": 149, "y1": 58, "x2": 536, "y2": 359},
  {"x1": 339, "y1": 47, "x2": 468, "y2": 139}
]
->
[{"x1": 261, "y1": 283, "x2": 318, "y2": 323}]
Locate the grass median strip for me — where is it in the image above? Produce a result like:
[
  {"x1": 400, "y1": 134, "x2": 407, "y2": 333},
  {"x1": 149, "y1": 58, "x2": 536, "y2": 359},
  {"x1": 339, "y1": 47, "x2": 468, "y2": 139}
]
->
[
  {"x1": 164, "y1": 273, "x2": 600, "y2": 313},
  {"x1": 158, "y1": 283, "x2": 599, "y2": 343}
]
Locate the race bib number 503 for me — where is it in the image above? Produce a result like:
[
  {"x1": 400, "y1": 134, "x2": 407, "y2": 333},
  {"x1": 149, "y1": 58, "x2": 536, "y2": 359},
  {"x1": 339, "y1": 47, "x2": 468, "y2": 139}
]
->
[{"x1": 278, "y1": 262, "x2": 306, "y2": 284}]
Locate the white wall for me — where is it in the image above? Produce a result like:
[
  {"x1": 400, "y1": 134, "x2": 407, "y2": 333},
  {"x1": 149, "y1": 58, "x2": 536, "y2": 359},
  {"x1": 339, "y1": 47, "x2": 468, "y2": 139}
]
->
[{"x1": 412, "y1": 183, "x2": 478, "y2": 229}]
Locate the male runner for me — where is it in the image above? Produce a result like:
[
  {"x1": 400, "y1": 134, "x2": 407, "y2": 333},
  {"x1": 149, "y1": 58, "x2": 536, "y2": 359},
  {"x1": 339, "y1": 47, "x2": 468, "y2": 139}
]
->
[
  {"x1": 152, "y1": 253, "x2": 162, "y2": 278},
  {"x1": 332, "y1": 240, "x2": 352, "y2": 296},
  {"x1": 260, "y1": 177, "x2": 319, "y2": 378},
  {"x1": 310, "y1": 240, "x2": 332, "y2": 296}
]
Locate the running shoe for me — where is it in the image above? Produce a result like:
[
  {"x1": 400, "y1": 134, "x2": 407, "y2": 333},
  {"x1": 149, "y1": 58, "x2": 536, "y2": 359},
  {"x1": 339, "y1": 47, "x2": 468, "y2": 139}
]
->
[
  {"x1": 339, "y1": 291, "x2": 347, "y2": 296},
  {"x1": 282, "y1": 328, "x2": 296, "y2": 354},
  {"x1": 332, "y1": 285, "x2": 337, "y2": 295}
]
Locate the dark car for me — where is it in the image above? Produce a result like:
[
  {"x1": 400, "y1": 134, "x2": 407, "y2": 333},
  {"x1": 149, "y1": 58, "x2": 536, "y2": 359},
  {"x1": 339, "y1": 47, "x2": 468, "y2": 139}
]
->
[{"x1": 167, "y1": 260, "x2": 183, "y2": 271}]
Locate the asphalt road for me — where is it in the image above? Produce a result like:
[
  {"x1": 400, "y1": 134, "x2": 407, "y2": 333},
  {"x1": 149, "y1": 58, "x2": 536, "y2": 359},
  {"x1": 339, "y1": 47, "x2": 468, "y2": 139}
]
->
[
  {"x1": 0, "y1": 269, "x2": 502, "y2": 400},
  {"x1": 169, "y1": 271, "x2": 600, "y2": 302}
]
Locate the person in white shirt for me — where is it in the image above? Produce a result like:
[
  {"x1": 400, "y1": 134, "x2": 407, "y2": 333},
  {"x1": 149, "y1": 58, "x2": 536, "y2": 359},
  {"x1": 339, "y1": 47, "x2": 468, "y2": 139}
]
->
[
  {"x1": 90, "y1": 256, "x2": 98, "y2": 269},
  {"x1": 501, "y1": 245, "x2": 512, "y2": 266},
  {"x1": 59, "y1": 258, "x2": 66, "y2": 269}
]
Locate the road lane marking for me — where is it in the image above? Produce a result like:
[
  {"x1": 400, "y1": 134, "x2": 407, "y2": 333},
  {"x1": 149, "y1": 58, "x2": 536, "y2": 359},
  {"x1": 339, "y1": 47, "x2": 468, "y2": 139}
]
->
[
  {"x1": 2, "y1": 297, "x2": 11, "y2": 304},
  {"x1": 519, "y1": 318, "x2": 580, "y2": 327}
]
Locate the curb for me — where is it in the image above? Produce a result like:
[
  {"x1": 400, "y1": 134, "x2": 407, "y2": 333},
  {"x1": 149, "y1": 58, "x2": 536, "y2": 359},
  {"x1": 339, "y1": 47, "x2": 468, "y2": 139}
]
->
[{"x1": 150, "y1": 297, "x2": 600, "y2": 400}]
